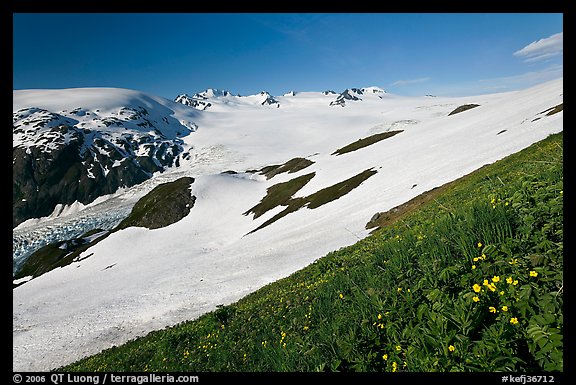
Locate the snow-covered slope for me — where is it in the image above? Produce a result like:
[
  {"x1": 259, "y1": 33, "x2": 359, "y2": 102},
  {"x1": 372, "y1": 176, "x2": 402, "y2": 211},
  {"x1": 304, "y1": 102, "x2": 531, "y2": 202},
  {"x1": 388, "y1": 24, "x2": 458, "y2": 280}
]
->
[{"x1": 13, "y1": 79, "x2": 563, "y2": 371}]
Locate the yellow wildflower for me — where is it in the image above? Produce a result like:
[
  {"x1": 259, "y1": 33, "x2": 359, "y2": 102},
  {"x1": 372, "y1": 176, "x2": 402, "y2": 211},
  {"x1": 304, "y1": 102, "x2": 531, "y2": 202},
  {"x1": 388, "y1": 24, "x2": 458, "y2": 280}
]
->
[
  {"x1": 448, "y1": 345, "x2": 455, "y2": 352},
  {"x1": 473, "y1": 284, "x2": 482, "y2": 293},
  {"x1": 378, "y1": 313, "x2": 383, "y2": 320},
  {"x1": 473, "y1": 257, "x2": 479, "y2": 262},
  {"x1": 477, "y1": 242, "x2": 482, "y2": 248},
  {"x1": 339, "y1": 293, "x2": 344, "y2": 299},
  {"x1": 472, "y1": 265, "x2": 477, "y2": 270},
  {"x1": 513, "y1": 280, "x2": 519, "y2": 286},
  {"x1": 382, "y1": 354, "x2": 388, "y2": 361},
  {"x1": 492, "y1": 276, "x2": 500, "y2": 283},
  {"x1": 397, "y1": 287, "x2": 402, "y2": 293},
  {"x1": 529, "y1": 271, "x2": 538, "y2": 277},
  {"x1": 510, "y1": 317, "x2": 519, "y2": 325},
  {"x1": 509, "y1": 259, "x2": 518, "y2": 265},
  {"x1": 473, "y1": 296, "x2": 480, "y2": 302},
  {"x1": 501, "y1": 305, "x2": 508, "y2": 312},
  {"x1": 489, "y1": 306, "x2": 497, "y2": 313},
  {"x1": 395, "y1": 345, "x2": 401, "y2": 351},
  {"x1": 506, "y1": 277, "x2": 514, "y2": 284},
  {"x1": 392, "y1": 361, "x2": 398, "y2": 372}
]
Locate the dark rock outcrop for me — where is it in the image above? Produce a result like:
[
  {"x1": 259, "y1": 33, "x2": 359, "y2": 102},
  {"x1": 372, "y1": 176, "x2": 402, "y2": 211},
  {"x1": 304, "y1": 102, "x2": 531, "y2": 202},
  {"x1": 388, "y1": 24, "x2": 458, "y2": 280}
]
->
[
  {"x1": 13, "y1": 106, "x2": 191, "y2": 228},
  {"x1": 116, "y1": 177, "x2": 196, "y2": 230}
]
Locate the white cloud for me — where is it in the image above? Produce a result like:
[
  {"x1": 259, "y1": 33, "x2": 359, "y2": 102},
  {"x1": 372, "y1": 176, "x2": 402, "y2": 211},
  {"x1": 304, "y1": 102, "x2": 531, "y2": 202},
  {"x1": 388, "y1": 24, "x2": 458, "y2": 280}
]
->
[
  {"x1": 424, "y1": 64, "x2": 562, "y2": 97},
  {"x1": 513, "y1": 32, "x2": 563, "y2": 62},
  {"x1": 479, "y1": 64, "x2": 563, "y2": 89},
  {"x1": 392, "y1": 77, "x2": 430, "y2": 86}
]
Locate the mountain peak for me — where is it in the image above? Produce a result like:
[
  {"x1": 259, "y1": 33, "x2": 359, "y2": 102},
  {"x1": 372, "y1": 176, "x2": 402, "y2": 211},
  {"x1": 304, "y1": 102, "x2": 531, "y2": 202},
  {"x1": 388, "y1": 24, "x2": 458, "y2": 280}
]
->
[
  {"x1": 329, "y1": 88, "x2": 362, "y2": 107},
  {"x1": 258, "y1": 91, "x2": 280, "y2": 107},
  {"x1": 329, "y1": 87, "x2": 386, "y2": 107},
  {"x1": 174, "y1": 94, "x2": 212, "y2": 111},
  {"x1": 194, "y1": 89, "x2": 232, "y2": 99},
  {"x1": 361, "y1": 86, "x2": 386, "y2": 94}
]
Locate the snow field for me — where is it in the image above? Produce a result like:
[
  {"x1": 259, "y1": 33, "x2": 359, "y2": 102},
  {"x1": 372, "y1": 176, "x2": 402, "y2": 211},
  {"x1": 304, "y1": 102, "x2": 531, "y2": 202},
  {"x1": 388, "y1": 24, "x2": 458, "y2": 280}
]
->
[{"x1": 13, "y1": 79, "x2": 562, "y2": 371}]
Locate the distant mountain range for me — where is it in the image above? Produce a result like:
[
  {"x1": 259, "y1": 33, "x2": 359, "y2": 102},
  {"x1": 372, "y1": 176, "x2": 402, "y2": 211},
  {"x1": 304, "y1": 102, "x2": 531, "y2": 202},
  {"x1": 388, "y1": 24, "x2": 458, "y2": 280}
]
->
[{"x1": 12, "y1": 86, "x2": 386, "y2": 228}]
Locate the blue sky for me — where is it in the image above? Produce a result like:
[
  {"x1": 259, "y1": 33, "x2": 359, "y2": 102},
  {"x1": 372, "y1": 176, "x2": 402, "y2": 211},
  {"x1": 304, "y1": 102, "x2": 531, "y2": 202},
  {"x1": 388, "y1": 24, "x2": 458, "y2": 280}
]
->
[{"x1": 13, "y1": 13, "x2": 563, "y2": 99}]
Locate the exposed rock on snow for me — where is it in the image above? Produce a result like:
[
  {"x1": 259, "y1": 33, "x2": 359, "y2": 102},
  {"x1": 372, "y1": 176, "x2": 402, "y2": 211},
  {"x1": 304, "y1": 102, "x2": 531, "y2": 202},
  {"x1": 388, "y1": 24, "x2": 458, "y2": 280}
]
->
[{"x1": 116, "y1": 176, "x2": 196, "y2": 230}]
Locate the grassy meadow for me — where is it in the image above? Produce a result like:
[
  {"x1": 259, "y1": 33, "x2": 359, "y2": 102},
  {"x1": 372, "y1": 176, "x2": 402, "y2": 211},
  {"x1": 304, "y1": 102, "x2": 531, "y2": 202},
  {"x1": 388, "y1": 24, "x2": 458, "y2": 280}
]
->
[{"x1": 59, "y1": 132, "x2": 563, "y2": 372}]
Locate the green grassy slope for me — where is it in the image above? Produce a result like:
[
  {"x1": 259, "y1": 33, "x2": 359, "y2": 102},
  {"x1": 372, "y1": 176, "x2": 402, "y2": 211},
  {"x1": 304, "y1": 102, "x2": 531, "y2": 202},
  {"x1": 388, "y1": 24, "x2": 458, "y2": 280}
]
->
[{"x1": 59, "y1": 132, "x2": 563, "y2": 372}]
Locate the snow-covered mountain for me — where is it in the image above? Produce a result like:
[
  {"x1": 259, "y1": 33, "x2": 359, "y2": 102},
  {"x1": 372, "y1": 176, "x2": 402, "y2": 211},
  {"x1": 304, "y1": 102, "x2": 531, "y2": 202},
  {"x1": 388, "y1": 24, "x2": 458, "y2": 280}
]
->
[
  {"x1": 174, "y1": 88, "x2": 280, "y2": 111},
  {"x1": 175, "y1": 87, "x2": 384, "y2": 110},
  {"x1": 329, "y1": 86, "x2": 386, "y2": 107},
  {"x1": 174, "y1": 94, "x2": 213, "y2": 110},
  {"x1": 13, "y1": 79, "x2": 563, "y2": 371},
  {"x1": 12, "y1": 88, "x2": 199, "y2": 229}
]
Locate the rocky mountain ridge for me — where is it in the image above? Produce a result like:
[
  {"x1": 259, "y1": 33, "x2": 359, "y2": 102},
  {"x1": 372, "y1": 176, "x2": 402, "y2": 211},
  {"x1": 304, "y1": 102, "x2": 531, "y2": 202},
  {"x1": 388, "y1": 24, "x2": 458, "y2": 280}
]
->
[{"x1": 13, "y1": 91, "x2": 198, "y2": 228}]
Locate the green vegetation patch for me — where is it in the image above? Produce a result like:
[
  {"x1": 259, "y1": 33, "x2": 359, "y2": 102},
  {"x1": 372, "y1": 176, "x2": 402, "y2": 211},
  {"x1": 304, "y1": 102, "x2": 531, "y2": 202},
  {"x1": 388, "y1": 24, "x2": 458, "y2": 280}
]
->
[
  {"x1": 259, "y1": 157, "x2": 315, "y2": 179},
  {"x1": 365, "y1": 163, "x2": 501, "y2": 232},
  {"x1": 542, "y1": 103, "x2": 563, "y2": 116},
  {"x1": 448, "y1": 104, "x2": 480, "y2": 116},
  {"x1": 59, "y1": 133, "x2": 562, "y2": 373},
  {"x1": 244, "y1": 173, "x2": 316, "y2": 219},
  {"x1": 249, "y1": 168, "x2": 378, "y2": 233},
  {"x1": 332, "y1": 131, "x2": 403, "y2": 156},
  {"x1": 117, "y1": 177, "x2": 195, "y2": 230},
  {"x1": 306, "y1": 168, "x2": 378, "y2": 209}
]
